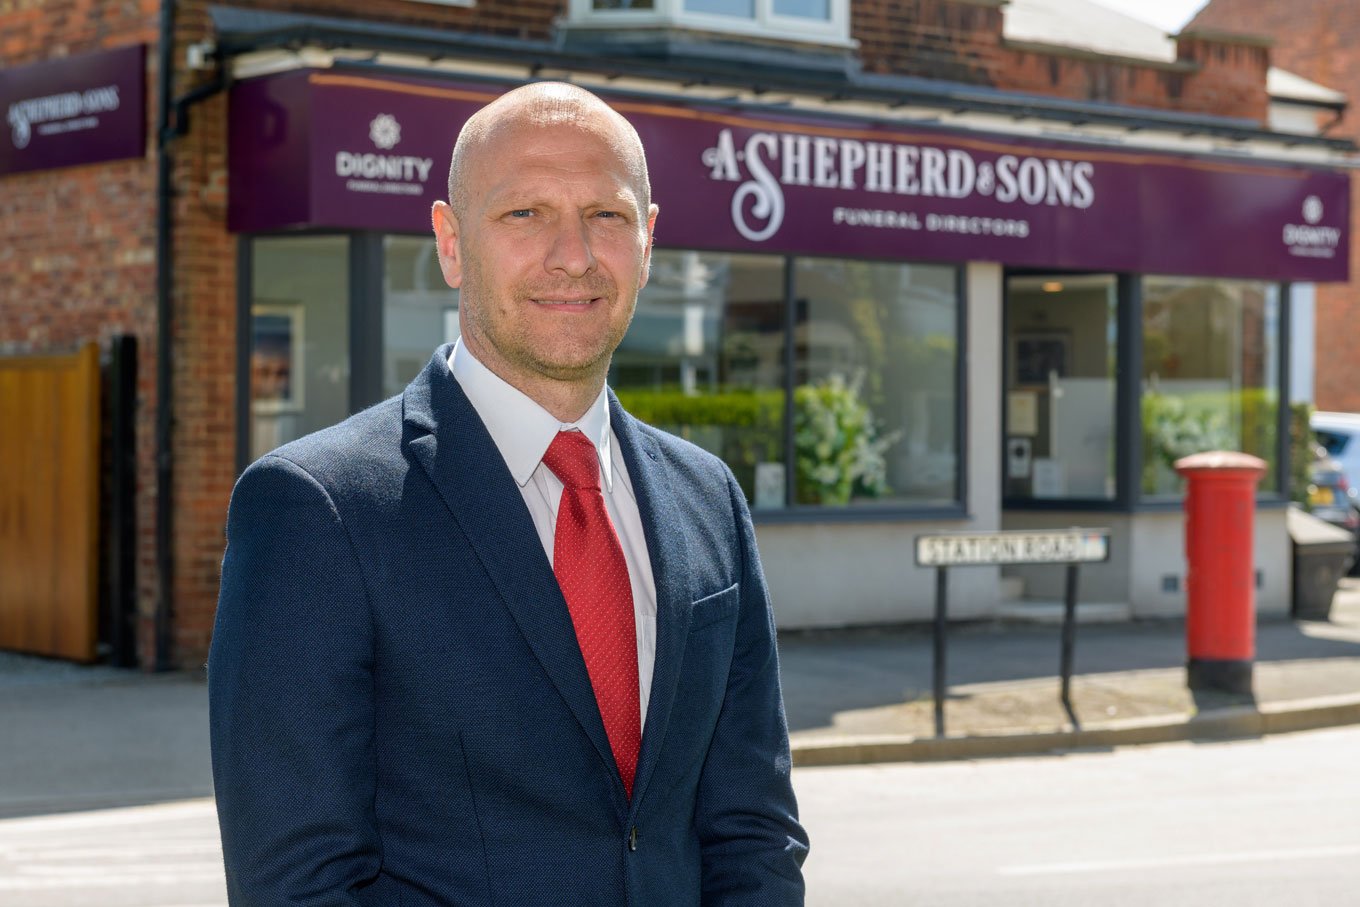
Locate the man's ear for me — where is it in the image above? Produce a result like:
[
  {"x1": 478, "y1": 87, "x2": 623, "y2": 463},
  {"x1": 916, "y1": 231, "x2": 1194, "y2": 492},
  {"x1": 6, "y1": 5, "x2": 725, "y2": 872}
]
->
[
  {"x1": 431, "y1": 201, "x2": 464, "y2": 289},
  {"x1": 639, "y1": 203, "x2": 659, "y2": 290}
]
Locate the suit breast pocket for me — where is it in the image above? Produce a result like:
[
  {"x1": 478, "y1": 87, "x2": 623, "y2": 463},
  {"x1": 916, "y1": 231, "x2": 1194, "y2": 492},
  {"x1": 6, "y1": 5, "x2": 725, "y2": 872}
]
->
[{"x1": 688, "y1": 583, "x2": 739, "y2": 632}]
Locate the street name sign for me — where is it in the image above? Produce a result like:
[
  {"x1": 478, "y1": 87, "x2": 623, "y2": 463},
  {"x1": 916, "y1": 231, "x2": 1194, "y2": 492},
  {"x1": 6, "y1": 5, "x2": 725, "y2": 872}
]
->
[
  {"x1": 916, "y1": 527, "x2": 1112, "y2": 736},
  {"x1": 915, "y1": 529, "x2": 1111, "y2": 567}
]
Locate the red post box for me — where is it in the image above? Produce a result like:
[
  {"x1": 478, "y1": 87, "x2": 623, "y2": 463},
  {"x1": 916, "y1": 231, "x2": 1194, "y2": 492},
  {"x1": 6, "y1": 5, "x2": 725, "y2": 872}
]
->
[{"x1": 1173, "y1": 451, "x2": 1267, "y2": 694}]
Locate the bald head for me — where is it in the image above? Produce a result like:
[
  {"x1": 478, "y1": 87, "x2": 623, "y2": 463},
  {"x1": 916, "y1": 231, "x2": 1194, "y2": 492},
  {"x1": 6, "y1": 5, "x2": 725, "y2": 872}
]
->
[{"x1": 447, "y1": 82, "x2": 651, "y2": 220}]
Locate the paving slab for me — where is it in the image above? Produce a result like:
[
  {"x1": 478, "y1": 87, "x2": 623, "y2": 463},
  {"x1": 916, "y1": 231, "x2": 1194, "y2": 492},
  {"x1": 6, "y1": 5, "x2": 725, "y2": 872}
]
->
[
  {"x1": 3, "y1": 582, "x2": 1359, "y2": 816},
  {"x1": 783, "y1": 579, "x2": 1360, "y2": 764}
]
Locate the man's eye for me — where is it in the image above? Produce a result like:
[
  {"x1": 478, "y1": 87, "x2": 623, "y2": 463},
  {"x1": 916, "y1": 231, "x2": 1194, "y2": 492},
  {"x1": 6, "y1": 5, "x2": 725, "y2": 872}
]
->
[
  {"x1": 508, "y1": 209, "x2": 533, "y2": 218},
  {"x1": 594, "y1": 211, "x2": 622, "y2": 219}
]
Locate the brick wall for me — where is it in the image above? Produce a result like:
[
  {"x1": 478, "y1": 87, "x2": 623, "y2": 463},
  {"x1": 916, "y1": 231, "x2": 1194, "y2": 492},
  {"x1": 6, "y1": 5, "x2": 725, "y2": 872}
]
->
[
  {"x1": 1312, "y1": 171, "x2": 1360, "y2": 414},
  {"x1": 0, "y1": 0, "x2": 569, "y2": 669},
  {"x1": 0, "y1": 3, "x2": 162, "y2": 663},
  {"x1": 854, "y1": 0, "x2": 1007, "y2": 84},
  {"x1": 0, "y1": 0, "x2": 1314, "y2": 668},
  {"x1": 162, "y1": 0, "x2": 569, "y2": 667},
  {"x1": 1192, "y1": 0, "x2": 1360, "y2": 413},
  {"x1": 1191, "y1": 0, "x2": 1358, "y2": 138},
  {"x1": 851, "y1": 0, "x2": 1270, "y2": 120},
  {"x1": 1170, "y1": 32, "x2": 1271, "y2": 122}
]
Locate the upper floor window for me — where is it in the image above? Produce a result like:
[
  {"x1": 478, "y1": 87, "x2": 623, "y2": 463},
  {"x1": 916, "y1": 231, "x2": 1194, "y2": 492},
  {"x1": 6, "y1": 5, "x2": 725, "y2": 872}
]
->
[{"x1": 570, "y1": 0, "x2": 851, "y2": 46}]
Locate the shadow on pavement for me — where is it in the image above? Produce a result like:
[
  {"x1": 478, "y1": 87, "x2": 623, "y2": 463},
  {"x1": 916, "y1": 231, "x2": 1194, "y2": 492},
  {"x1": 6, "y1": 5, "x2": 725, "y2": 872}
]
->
[
  {"x1": 778, "y1": 582, "x2": 1360, "y2": 735},
  {"x1": 4, "y1": 585, "x2": 1360, "y2": 810},
  {"x1": 0, "y1": 657, "x2": 213, "y2": 820}
]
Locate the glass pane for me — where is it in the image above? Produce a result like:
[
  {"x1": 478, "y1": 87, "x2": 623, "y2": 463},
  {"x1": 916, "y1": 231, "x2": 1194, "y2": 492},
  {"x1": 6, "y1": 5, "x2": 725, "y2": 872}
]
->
[
  {"x1": 1141, "y1": 277, "x2": 1280, "y2": 496},
  {"x1": 1004, "y1": 275, "x2": 1118, "y2": 501},
  {"x1": 593, "y1": 0, "x2": 655, "y2": 8},
  {"x1": 684, "y1": 0, "x2": 754, "y2": 18},
  {"x1": 250, "y1": 236, "x2": 351, "y2": 462},
  {"x1": 792, "y1": 259, "x2": 959, "y2": 507},
  {"x1": 774, "y1": 0, "x2": 830, "y2": 19},
  {"x1": 611, "y1": 251, "x2": 786, "y2": 508},
  {"x1": 384, "y1": 236, "x2": 459, "y2": 397}
]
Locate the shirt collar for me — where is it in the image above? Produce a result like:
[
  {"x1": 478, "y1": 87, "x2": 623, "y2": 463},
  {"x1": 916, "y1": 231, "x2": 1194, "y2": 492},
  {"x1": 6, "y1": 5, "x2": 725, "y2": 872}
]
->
[{"x1": 449, "y1": 339, "x2": 614, "y2": 491}]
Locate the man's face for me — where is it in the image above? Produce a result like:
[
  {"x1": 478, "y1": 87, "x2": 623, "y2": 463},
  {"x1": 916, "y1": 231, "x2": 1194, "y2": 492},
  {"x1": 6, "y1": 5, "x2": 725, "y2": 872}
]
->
[{"x1": 434, "y1": 116, "x2": 657, "y2": 390}]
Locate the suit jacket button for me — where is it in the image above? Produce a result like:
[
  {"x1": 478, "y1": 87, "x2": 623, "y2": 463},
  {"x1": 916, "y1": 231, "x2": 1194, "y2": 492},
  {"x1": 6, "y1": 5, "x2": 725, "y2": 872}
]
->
[{"x1": 628, "y1": 826, "x2": 639, "y2": 852}]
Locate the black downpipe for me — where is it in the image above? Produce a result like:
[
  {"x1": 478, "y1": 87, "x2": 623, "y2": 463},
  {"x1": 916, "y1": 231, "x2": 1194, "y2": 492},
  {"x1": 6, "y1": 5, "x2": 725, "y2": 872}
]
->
[
  {"x1": 154, "y1": 0, "x2": 177, "y2": 671},
  {"x1": 155, "y1": 1, "x2": 227, "y2": 670}
]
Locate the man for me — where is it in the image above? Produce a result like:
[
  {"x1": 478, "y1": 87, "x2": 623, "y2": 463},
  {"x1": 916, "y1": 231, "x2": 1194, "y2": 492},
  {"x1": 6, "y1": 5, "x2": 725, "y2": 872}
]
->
[{"x1": 209, "y1": 81, "x2": 808, "y2": 905}]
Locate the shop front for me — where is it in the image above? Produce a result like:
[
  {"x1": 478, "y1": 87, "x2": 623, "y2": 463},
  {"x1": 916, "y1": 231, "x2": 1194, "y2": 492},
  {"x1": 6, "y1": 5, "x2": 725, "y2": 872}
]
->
[{"x1": 227, "y1": 67, "x2": 1349, "y2": 626}]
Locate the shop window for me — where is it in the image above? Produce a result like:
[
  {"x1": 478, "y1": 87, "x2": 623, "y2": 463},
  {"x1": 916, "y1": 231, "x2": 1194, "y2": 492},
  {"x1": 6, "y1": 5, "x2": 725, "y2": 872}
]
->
[
  {"x1": 571, "y1": 0, "x2": 849, "y2": 45},
  {"x1": 384, "y1": 236, "x2": 459, "y2": 397},
  {"x1": 612, "y1": 251, "x2": 788, "y2": 508},
  {"x1": 1141, "y1": 278, "x2": 1280, "y2": 497},
  {"x1": 1003, "y1": 275, "x2": 1118, "y2": 502},
  {"x1": 612, "y1": 250, "x2": 962, "y2": 511},
  {"x1": 793, "y1": 259, "x2": 959, "y2": 508},
  {"x1": 249, "y1": 236, "x2": 351, "y2": 462}
]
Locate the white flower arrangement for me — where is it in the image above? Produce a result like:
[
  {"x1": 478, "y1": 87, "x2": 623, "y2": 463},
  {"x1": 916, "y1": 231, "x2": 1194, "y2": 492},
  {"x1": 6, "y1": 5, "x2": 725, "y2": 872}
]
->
[
  {"x1": 1146, "y1": 394, "x2": 1235, "y2": 464},
  {"x1": 794, "y1": 372, "x2": 900, "y2": 505}
]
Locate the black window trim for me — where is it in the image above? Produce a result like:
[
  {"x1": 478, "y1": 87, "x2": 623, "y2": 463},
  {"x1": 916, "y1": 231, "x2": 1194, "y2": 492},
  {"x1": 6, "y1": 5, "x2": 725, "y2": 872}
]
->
[
  {"x1": 1000, "y1": 271, "x2": 1293, "y2": 512},
  {"x1": 235, "y1": 231, "x2": 978, "y2": 524}
]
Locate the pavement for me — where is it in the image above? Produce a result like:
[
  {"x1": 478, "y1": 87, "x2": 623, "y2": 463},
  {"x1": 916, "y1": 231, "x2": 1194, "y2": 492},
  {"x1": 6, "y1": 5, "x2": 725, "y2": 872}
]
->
[
  {"x1": 784, "y1": 578, "x2": 1360, "y2": 766},
  {"x1": 3, "y1": 580, "x2": 1360, "y2": 818}
]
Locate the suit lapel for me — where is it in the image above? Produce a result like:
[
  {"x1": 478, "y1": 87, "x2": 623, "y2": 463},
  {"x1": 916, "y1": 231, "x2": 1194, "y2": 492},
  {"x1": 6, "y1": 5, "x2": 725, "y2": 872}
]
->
[
  {"x1": 609, "y1": 393, "x2": 693, "y2": 811},
  {"x1": 403, "y1": 348, "x2": 620, "y2": 797}
]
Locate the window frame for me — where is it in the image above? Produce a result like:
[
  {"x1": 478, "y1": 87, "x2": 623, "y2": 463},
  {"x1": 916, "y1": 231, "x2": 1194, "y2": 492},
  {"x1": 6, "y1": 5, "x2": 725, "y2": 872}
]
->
[
  {"x1": 238, "y1": 231, "x2": 359, "y2": 472},
  {"x1": 784, "y1": 252, "x2": 966, "y2": 515},
  {"x1": 1136, "y1": 274, "x2": 1290, "y2": 504},
  {"x1": 999, "y1": 270, "x2": 1122, "y2": 507},
  {"x1": 1000, "y1": 270, "x2": 1292, "y2": 513},
  {"x1": 238, "y1": 232, "x2": 968, "y2": 521},
  {"x1": 611, "y1": 244, "x2": 967, "y2": 519},
  {"x1": 566, "y1": 0, "x2": 853, "y2": 47}
]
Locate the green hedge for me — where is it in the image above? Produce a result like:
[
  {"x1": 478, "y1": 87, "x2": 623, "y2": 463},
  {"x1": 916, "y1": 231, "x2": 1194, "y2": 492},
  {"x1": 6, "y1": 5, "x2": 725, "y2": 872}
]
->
[
  {"x1": 616, "y1": 377, "x2": 897, "y2": 505},
  {"x1": 620, "y1": 384, "x2": 1308, "y2": 504},
  {"x1": 613, "y1": 388, "x2": 784, "y2": 491},
  {"x1": 1140, "y1": 388, "x2": 1281, "y2": 495},
  {"x1": 1289, "y1": 401, "x2": 1314, "y2": 507}
]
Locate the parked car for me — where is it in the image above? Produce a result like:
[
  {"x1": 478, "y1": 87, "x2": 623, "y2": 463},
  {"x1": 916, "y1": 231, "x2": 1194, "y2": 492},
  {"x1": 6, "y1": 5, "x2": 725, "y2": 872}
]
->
[
  {"x1": 1312, "y1": 411, "x2": 1360, "y2": 495},
  {"x1": 1305, "y1": 433, "x2": 1360, "y2": 575}
]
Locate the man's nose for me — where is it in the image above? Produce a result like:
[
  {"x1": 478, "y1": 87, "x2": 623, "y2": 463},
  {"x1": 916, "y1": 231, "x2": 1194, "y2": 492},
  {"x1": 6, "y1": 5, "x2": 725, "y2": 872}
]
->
[{"x1": 544, "y1": 217, "x2": 597, "y2": 278}]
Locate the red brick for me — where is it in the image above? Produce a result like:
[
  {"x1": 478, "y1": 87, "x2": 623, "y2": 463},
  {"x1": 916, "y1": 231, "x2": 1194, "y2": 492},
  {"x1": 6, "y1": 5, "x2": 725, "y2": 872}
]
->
[
  {"x1": 1192, "y1": 0, "x2": 1360, "y2": 413},
  {"x1": 0, "y1": 0, "x2": 1328, "y2": 668}
]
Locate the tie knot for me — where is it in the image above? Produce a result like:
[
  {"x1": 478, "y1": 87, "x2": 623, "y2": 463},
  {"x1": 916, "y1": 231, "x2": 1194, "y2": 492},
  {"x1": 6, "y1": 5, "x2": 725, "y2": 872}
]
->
[{"x1": 542, "y1": 430, "x2": 601, "y2": 490}]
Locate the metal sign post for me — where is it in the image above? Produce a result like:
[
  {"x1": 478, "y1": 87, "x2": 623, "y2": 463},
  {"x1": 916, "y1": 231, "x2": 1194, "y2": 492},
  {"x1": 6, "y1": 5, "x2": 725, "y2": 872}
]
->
[
  {"x1": 1059, "y1": 563, "x2": 1080, "y2": 729},
  {"x1": 914, "y1": 528, "x2": 1112, "y2": 738},
  {"x1": 934, "y1": 566, "x2": 948, "y2": 738}
]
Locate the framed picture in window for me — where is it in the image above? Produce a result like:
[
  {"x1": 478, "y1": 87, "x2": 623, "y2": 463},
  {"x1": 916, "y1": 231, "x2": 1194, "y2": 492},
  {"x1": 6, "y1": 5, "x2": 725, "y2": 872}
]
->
[
  {"x1": 1011, "y1": 331, "x2": 1069, "y2": 387},
  {"x1": 251, "y1": 303, "x2": 304, "y2": 413}
]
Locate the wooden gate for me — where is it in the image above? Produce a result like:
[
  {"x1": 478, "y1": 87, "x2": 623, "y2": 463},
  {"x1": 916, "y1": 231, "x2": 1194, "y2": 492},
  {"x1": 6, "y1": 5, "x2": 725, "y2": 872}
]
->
[{"x1": 0, "y1": 345, "x2": 101, "y2": 662}]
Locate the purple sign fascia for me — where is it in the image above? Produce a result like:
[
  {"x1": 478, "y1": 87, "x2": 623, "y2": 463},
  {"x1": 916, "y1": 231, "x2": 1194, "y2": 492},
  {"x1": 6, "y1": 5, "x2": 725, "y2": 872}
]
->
[
  {"x1": 227, "y1": 69, "x2": 1351, "y2": 283},
  {"x1": 0, "y1": 44, "x2": 147, "y2": 177},
  {"x1": 229, "y1": 70, "x2": 474, "y2": 234}
]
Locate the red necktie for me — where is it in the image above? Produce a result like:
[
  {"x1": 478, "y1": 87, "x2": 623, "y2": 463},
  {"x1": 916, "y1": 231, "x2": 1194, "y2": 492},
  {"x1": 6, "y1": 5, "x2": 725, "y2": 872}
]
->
[{"x1": 541, "y1": 430, "x2": 642, "y2": 797}]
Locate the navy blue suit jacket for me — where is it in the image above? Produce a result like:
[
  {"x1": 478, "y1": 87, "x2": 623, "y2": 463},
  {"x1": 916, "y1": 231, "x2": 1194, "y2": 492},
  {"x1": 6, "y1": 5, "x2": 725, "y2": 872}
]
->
[{"x1": 208, "y1": 345, "x2": 808, "y2": 905}]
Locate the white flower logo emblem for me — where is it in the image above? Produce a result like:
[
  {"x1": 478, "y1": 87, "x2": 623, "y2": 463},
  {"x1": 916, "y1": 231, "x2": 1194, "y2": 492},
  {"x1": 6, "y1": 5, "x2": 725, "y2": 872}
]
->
[
  {"x1": 9, "y1": 113, "x2": 31, "y2": 150},
  {"x1": 369, "y1": 114, "x2": 401, "y2": 150},
  {"x1": 1303, "y1": 195, "x2": 1324, "y2": 225}
]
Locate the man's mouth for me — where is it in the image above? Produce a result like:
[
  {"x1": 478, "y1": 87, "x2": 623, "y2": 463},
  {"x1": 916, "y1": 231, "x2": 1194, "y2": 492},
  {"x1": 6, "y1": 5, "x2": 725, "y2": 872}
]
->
[{"x1": 532, "y1": 298, "x2": 598, "y2": 306}]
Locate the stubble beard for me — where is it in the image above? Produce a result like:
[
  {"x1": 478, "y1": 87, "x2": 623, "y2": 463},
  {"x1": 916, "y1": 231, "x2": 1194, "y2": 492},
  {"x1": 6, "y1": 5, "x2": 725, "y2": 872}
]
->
[{"x1": 460, "y1": 260, "x2": 637, "y2": 389}]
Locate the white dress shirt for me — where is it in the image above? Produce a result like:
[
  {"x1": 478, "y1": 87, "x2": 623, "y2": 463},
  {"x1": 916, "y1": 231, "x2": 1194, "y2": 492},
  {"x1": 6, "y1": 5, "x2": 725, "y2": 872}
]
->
[{"x1": 449, "y1": 341, "x2": 658, "y2": 728}]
